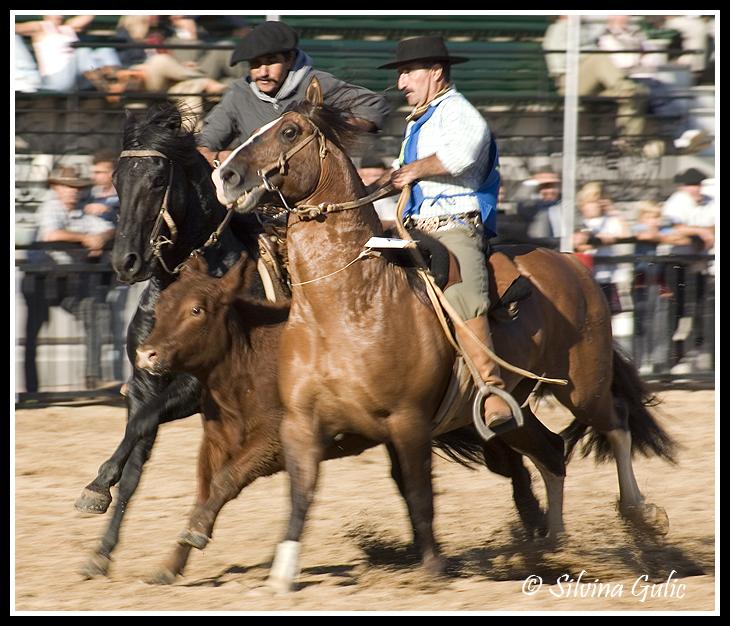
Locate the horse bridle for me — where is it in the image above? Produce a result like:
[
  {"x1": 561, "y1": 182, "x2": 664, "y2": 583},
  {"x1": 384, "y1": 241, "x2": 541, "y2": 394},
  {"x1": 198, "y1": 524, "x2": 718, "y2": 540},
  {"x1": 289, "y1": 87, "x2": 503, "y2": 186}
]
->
[
  {"x1": 119, "y1": 149, "x2": 235, "y2": 275},
  {"x1": 119, "y1": 149, "x2": 177, "y2": 258},
  {"x1": 232, "y1": 113, "x2": 394, "y2": 221}
]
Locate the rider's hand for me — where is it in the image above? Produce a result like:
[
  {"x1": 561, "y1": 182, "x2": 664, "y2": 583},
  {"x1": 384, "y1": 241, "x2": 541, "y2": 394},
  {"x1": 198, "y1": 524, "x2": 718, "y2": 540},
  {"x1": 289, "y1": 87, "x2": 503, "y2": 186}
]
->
[{"x1": 390, "y1": 162, "x2": 421, "y2": 190}]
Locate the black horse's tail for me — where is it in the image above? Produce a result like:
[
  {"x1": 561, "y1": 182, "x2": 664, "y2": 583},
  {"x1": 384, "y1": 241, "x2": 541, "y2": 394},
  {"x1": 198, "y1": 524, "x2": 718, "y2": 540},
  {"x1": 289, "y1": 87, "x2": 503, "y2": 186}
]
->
[
  {"x1": 561, "y1": 347, "x2": 677, "y2": 464},
  {"x1": 433, "y1": 427, "x2": 518, "y2": 477}
]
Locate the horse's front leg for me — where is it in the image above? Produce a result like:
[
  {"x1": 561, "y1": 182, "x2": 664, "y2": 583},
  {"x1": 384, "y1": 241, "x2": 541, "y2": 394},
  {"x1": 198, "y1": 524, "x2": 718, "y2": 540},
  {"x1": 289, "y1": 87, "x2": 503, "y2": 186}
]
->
[
  {"x1": 267, "y1": 412, "x2": 324, "y2": 593},
  {"x1": 79, "y1": 429, "x2": 157, "y2": 579},
  {"x1": 75, "y1": 373, "x2": 201, "y2": 515},
  {"x1": 387, "y1": 420, "x2": 444, "y2": 575}
]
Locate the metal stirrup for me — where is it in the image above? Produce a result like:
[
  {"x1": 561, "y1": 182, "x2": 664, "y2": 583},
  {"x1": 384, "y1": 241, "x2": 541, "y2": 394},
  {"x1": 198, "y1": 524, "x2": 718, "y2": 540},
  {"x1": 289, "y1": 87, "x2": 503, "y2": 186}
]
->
[{"x1": 472, "y1": 384, "x2": 524, "y2": 442}]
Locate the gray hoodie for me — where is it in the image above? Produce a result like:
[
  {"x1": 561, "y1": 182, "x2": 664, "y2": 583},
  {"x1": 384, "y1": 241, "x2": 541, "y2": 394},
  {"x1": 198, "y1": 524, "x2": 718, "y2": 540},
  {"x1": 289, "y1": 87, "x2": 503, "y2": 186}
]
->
[{"x1": 197, "y1": 51, "x2": 391, "y2": 151}]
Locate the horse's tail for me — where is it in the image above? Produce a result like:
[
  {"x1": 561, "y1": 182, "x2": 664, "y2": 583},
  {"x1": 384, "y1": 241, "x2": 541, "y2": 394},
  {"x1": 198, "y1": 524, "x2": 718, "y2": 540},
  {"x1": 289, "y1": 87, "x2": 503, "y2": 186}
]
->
[
  {"x1": 433, "y1": 428, "x2": 486, "y2": 470},
  {"x1": 433, "y1": 427, "x2": 515, "y2": 477},
  {"x1": 561, "y1": 346, "x2": 677, "y2": 464}
]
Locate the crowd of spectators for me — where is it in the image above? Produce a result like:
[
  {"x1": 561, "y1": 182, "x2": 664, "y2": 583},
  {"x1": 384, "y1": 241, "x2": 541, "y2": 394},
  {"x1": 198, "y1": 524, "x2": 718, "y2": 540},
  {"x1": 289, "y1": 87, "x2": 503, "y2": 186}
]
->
[{"x1": 14, "y1": 14, "x2": 716, "y2": 390}]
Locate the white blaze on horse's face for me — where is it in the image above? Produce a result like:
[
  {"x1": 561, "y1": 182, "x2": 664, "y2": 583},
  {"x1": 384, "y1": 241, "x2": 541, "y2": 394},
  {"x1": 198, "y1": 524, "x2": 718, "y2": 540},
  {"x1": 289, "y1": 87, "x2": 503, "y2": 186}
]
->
[{"x1": 213, "y1": 117, "x2": 282, "y2": 206}]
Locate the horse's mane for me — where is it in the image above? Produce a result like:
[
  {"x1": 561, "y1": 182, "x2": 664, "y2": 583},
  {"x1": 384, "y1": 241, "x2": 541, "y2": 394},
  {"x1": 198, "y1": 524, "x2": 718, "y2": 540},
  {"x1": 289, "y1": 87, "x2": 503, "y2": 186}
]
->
[
  {"x1": 122, "y1": 103, "x2": 201, "y2": 169},
  {"x1": 289, "y1": 100, "x2": 364, "y2": 156}
]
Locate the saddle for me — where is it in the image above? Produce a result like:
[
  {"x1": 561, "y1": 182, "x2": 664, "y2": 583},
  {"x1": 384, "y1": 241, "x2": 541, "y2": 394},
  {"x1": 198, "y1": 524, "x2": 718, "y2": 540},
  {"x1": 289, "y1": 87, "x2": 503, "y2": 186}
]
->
[{"x1": 410, "y1": 230, "x2": 532, "y2": 323}]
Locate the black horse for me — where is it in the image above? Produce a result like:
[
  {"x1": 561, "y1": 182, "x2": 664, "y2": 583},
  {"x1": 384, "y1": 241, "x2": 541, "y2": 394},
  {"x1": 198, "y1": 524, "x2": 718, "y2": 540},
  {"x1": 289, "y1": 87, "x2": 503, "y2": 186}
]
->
[{"x1": 74, "y1": 104, "x2": 263, "y2": 578}]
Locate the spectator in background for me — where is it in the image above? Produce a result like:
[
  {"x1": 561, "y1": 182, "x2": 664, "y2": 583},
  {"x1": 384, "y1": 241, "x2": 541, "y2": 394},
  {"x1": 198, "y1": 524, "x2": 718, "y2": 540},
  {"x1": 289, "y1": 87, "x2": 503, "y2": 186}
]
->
[
  {"x1": 112, "y1": 15, "x2": 227, "y2": 121},
  {"x1": 630, "y1": 200, "x2": 684, "y2": 373},
  {"x1": 15, "y1": 15, "x2": 122, "y2": 93},
  {"x1": 79, "y1": 149, "x2": 120, "y2": 227},
  {"x1": 14, "y1": 34, "x2": 42, "y2": 92},
  {"x1": 596, "y1": 15, "x2": 711, "y2": 155},
  {"x1": 543, "y1": 16, "x2": 651, "y2": 152},
  {"x1": 661, "y1": 168, "x2": 715, "y2": 374},
  {"x1": 23, "y1": 165, "x2": 117, "y2": 391},
  {"x1": 357, "y1": 154, "x2": 399, "y2": 228},
  {"x1": 197, "y1": 20, "x2": 390, "y2": 167},
  {"x1": 166, "y1": 15, "x2": 249, "y2": 87},
  {"x1": 516, "y1": 170, "x2": 562, "y2": 248},
  {"x1": 37, "y1": 165, "x2": 115, "y2": 261},
  {"x1": 193, "y1": 16, "x2": 251, "y2": 87},
  {"x1": 662, "y1": 168, "x2": 715, "y2": 251},
  {"x1": 573, "y1": 181, "x2": 631, "y2": 313}
]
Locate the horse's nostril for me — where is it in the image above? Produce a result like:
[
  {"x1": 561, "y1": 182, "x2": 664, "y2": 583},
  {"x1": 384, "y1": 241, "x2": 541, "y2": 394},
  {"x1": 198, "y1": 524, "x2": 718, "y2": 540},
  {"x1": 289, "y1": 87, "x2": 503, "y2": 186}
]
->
[
  {"x1": 136, "y1": 347, "x2": 157, "y2": 369},
  {"x1": 123, "y1": 253, "x2": 139, "y2": 273},
  {"x1": 221, "y1": 168, "x2": 240, "y2": 187}
]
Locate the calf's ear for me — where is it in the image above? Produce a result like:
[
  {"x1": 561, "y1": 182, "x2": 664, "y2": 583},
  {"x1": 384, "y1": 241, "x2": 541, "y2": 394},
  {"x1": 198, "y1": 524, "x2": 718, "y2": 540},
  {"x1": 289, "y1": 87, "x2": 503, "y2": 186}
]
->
[
  {"x1": 221, "y1": 253, "x2": 250, "y2": 295},
  {"x1": 183, "y1": 254, "x2": 209, "y2": 275}
]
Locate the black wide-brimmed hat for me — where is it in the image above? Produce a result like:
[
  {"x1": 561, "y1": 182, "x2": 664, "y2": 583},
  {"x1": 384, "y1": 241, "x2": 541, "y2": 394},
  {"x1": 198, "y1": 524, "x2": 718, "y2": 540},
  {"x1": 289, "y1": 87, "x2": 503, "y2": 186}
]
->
[
  {"x1": 673, "y1": 167, "x2": 707, "y2": 186},
  {"x1": 230, "y1": 20, "x2": 299, "y2": 66},
  {"x1": 377, "y1": 36, "x2": 468, "y2": 69}
]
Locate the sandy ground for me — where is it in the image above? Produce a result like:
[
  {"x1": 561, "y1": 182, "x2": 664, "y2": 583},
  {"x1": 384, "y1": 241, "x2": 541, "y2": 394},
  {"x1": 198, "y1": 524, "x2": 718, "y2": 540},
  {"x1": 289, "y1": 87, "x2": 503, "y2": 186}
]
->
[{"x1": 14, "y1": 389, "x2": 716, "y2": 613}]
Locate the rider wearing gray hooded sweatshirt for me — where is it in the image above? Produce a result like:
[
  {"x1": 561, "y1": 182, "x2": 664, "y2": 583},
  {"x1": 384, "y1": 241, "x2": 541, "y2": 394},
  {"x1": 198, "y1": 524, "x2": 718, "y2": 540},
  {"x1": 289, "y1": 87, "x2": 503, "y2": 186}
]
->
[{"x1": 197, "y1": 21, "x2": 390, "y2": 165}]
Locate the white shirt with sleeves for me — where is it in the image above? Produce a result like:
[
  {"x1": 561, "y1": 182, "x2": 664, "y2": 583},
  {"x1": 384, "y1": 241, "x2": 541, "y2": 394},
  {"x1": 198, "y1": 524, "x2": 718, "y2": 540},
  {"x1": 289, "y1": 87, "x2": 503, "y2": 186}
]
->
[{"x1": 400, "y1": 88, "x2": 492, "y2": 219}]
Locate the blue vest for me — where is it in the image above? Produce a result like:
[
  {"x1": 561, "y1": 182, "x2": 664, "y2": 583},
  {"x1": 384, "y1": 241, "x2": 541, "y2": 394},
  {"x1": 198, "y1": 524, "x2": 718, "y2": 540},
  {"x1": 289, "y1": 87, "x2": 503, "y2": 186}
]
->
[{"x1": 400, "y1": 99, "x2": 501, "y2": 238}]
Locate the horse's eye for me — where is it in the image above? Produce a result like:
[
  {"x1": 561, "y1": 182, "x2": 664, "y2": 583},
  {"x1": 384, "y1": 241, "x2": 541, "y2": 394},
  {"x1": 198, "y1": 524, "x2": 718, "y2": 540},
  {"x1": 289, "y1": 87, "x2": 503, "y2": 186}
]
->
[
  {"x1": 191, "y1": 305, "x2": 203, "y2": 316},
  {"x1": 282, "y1": 125, "x2": 298, "y2": 141}
]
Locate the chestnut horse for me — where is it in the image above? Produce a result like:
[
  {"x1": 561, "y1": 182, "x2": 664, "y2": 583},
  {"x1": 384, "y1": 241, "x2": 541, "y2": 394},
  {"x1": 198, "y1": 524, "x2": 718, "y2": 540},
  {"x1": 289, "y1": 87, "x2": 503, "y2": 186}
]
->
[
  {"x1": 214, "y1": 82, "x2": 675, "y2": 592},
  {"x1": 76, "y1": 104, "x2": 559, "y2": 584}
]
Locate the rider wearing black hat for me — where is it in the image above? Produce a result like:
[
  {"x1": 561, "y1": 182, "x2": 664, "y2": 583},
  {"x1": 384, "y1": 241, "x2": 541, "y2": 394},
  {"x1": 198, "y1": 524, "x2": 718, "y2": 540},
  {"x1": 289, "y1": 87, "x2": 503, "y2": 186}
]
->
[
  {"x1": 378, "y1": 35, "x2": 517, "y2": 429},
  {"x1": 197, "y1": 20, "x2": 390, "y2": 167}
]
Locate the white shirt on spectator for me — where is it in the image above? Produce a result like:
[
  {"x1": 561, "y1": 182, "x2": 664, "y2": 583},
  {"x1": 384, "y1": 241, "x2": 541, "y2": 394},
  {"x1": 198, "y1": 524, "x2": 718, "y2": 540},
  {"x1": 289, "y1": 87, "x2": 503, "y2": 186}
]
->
[
  {"x1": 662, "y1": 191, "x2": 716, "y2": 228},
  {"x1": 37, "y1": 191, "x2": 113, "y2": 263}
]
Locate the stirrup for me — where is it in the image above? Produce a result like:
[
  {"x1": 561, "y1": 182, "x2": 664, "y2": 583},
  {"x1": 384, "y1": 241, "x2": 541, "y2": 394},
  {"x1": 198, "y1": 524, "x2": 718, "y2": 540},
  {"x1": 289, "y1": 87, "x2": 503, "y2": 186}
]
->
[{"x1": 472, "y1": 384, "x2": 524, "y2": 442}]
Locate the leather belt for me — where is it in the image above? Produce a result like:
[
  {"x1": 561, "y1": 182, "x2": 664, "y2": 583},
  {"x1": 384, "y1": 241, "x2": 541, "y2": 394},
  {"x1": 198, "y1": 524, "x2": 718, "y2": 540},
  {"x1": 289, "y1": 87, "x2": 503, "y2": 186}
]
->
[{"x1": 405, "y1": 211, "x2": 482, "y2": 234}]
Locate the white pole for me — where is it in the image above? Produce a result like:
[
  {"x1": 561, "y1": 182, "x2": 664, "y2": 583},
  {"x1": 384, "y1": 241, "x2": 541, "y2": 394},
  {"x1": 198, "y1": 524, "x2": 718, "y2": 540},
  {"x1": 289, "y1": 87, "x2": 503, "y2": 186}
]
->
[{"x1": 560, "y1": 15, "x2": 580, "y2": 253}]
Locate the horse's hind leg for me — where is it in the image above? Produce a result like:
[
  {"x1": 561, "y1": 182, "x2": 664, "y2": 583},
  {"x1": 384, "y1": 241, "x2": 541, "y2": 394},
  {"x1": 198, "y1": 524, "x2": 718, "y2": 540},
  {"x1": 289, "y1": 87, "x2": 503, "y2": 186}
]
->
[
  {"x1": 267, "y1": 412, "x2": 324, "y2": 593},
  {"x1": 386, "y1": 427, "x2": 444, "y2": 575},
  {"x1": 79, "y1": 429, "x2": 158, "y2": 579},
  {"x1": 553, "y1": 373, "x2": 670, "y2": 536},
  {"x1": 480, "y1": 438, "x2": 547, "y2": 538},
  {"x1": 604, "y1": 427, "x2": 669, "y2": 535}
]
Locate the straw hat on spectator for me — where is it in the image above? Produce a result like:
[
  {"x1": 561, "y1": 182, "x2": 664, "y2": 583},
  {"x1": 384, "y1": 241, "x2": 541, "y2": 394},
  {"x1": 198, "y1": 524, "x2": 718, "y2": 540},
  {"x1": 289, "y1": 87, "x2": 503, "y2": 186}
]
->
[{"x1": 47, "y1": 165, "x2": 92, "y2": 188}]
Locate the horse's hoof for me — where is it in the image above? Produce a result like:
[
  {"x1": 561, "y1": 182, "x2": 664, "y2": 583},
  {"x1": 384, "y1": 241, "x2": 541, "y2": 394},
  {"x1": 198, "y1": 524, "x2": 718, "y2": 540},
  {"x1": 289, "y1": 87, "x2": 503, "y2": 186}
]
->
[
  {"x1": 177, "y1": 529, "x2": 209, "y2": 550},
  {"x1": 265, "y1": 576, "x2": 295, "y2": 595},
  {"x1": 144, "y1": 567, "x2": 178, "y2": 585},
  {"x1": 535, "y1": 529, "x2": 567, "y2": 549},
  {"x1": 79, "y1": 553, "x2": 111, "y2": 579},
  {"x1": 619, "y1": 501, "x2": 670, "y2": 537},
  {"x1": 75, "y1": 487, "x2": 112, "y2": 515},
  {"x1": 423, "y1": 554, "x2": 447, "y2": 577}
]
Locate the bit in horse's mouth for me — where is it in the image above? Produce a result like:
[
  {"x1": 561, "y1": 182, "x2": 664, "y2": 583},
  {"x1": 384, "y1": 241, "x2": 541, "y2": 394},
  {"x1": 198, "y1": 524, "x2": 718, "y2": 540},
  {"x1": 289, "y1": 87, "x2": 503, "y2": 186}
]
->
[{"x1": 231, "y1": 185, "x2": 266, "y2": 214}]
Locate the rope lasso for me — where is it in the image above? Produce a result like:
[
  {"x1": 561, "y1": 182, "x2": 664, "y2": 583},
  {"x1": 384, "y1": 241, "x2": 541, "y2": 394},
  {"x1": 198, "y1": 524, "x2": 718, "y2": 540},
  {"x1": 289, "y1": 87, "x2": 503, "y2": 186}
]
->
[{"x1": 289, "y1": 248, "x2": 378, "y2": 287}]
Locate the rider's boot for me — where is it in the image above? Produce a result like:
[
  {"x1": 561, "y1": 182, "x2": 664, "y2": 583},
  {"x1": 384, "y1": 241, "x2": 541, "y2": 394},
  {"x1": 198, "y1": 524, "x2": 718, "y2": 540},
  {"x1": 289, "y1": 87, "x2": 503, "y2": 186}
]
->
[{"x1": 456, "y1": 314, "x2": 513, "y2": 428}]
